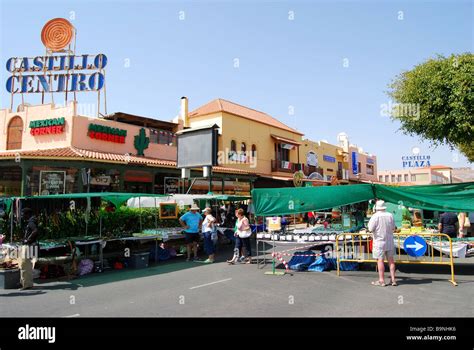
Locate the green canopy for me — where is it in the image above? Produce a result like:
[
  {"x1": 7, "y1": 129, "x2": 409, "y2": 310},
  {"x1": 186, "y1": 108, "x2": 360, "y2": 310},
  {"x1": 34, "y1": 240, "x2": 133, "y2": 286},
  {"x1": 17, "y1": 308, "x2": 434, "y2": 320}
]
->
[
  {"x1": 373, "y1": 183, "x2": 474, "y2": 213},
  {"x1": 252, "y1": 182, "x2": 474, "y2": 216},
  {"x1": 252, "y1": 184, "x2": 374, "y2": 216}
]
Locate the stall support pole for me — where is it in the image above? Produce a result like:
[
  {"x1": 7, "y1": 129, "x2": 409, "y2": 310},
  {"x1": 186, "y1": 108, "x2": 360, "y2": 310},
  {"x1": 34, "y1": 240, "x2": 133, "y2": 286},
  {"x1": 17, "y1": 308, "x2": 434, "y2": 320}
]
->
[
  {"x1": 139, "y1": 196, "x2": 142, "y2": 232},
  {"x1": 154, "y1": 198, "x2": 158, "y2": 262},
  {"x1": 99, "y1": 214, "x2": 103, "y2": 270},
  {"x1": 9, "y1": 201, "x2": 14, "y2": 243},
  {"x1": 264, "y1": 217, "x2": 285, "y2": 276}
]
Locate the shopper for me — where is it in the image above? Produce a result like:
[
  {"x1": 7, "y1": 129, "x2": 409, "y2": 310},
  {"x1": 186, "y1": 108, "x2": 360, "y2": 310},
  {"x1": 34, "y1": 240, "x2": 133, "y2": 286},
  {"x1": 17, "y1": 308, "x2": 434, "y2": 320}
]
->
[
  {"x1": 235, "y1": 209, "x2": 252, "y2": 264},
  {"x1": 412, "y1": 211, "x2": 423, "y2": 227},
  {"x1": 19, "y1": 208, "x2": 39, "y2": 290},
  {"x1": 179, "y1": 204, "x2": 202, "y2": 262},
  {"x1": 368, "y1": 200, "x2": 397, "y2": 287},
  {"x1": 201, "y1": 208, "x2": 216, "y2": 263},
  {"x1": 457, "y1": 212, "x2": 470, "y2": 238},
  {"x1": 438, "y1": 211, "x2": 458, "y2": 239}
]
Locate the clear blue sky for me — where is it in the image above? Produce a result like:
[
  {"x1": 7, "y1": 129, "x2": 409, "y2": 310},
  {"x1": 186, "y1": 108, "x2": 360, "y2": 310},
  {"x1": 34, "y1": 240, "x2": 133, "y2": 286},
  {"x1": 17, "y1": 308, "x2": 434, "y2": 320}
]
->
[{"x1": 1, "y1": 0, "x2": 472, "y2": 169}]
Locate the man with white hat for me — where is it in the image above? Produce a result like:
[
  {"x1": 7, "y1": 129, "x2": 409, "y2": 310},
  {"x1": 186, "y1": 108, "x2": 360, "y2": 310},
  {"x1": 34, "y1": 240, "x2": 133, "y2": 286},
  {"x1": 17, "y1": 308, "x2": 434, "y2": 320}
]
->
[
  {"x1": 179, "y1": 204, "x2": 203, "y2": 262},
  {"x1": 368, "y1": 200, "x2": 397, "y2": 287}
]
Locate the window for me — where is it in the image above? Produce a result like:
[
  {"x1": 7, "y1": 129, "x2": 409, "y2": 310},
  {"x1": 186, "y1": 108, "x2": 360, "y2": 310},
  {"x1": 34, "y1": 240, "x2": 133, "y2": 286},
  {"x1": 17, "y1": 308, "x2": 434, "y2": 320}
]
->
[
  {"x1": 391, "y1": 175, "x2": 396, "y2": 182},
  {"x1": 357, "y1": 162, "x2": 361, "y2": 174},
  {"x1": 251, "y1": 144, "x2": 257, "y2": 158},
  {"x1": 241, "y1": 142, "x2": 246, "y2": 154},
  {"x1": 411, "y1": 174, "x2": 416, "y2": 182},
  {"x1": 404, "y1": 174, "x2": 409, "y2": 182},
  {"x1": 149, "y1": 129, "x2": 176, "y2": 146},
  {"x1": 366, "y1": 164, "x2": 374, "y2": 175},
  {"x1": 379, "y1": 176, "x2": 383, "y2": 182},
  {"x1": 397, "y1": 174, "x2": 402, "y2": 182},
  {"x1": 385, "y1": 175, "x2": 389, "y2": 182},
  {"x1": 7, "y1": 116, "x2": 23, "y2": 150},
  {"x1": 230, "y1": 140, "x2": 236, "y2": 152}
]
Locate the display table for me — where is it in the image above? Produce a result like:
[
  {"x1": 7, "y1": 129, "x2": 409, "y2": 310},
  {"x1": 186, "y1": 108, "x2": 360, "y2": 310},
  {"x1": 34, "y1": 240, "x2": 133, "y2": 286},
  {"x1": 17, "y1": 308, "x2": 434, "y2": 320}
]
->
[{"x1": 256, "y1": 239, "x2": 335, "y2": 269}]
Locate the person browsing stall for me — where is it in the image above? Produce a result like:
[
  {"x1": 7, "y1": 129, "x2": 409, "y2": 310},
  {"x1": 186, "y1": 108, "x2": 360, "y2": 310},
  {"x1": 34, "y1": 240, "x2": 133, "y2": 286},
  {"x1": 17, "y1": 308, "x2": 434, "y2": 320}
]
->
[
  {"x1": 19, "y1": 208, "x2": 39, "y2": 290},
  {"x1": 438, "y1": 211, "x2": 458, "y2": 239},
  {"x1": 368, "y1": 200, "x2": 397, "y2": 287},
  {"x1": 201, "y1": 208, "x2": 216, "y2": 263},
  {"x1": 179, "y1": 204, "x2": 203, "y2": 262}
]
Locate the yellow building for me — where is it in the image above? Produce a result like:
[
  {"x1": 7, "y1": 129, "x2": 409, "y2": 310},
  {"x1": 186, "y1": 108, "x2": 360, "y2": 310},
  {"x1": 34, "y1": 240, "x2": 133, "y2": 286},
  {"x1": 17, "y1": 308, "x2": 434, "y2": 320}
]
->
[
  {"x1": 184, "y1": 98, "x2": 305, "y2": 186},
  {"x1": 299, "y1": 139, "x2": 350, "y2": 184}
]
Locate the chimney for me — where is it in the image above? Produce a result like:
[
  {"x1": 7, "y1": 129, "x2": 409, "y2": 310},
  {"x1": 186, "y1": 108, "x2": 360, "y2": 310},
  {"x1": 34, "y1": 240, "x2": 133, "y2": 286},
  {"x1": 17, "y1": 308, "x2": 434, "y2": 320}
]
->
[{"x1": 180, "y1": 96, "x2": 189, "y2": 128}]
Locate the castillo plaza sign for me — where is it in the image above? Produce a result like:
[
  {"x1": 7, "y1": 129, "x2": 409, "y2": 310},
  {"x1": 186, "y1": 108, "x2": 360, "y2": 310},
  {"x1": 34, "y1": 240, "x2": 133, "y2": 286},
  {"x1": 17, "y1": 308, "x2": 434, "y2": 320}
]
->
[{"x1": 5, "y1": 18, "x2": 106, "y2": 94}]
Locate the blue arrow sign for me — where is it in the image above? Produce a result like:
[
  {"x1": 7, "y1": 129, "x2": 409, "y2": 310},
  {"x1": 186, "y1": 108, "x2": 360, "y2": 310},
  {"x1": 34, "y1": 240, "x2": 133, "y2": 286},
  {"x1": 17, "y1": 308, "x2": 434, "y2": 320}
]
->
[{"x1": 403, "y1": 235, "x2": 427, "y2": 257}]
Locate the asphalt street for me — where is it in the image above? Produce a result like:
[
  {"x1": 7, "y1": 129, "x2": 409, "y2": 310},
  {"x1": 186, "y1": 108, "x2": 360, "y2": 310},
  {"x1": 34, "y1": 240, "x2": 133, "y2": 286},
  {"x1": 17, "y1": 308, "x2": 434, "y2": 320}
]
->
[{"x1": 1, "y1": 245, "x2": 473, "y2": 317}]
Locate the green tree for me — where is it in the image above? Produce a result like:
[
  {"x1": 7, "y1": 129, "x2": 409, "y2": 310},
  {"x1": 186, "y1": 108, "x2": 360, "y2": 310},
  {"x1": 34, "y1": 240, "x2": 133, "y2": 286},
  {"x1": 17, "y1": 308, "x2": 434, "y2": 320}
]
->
[{"x1": 387, "y1": 53, "x2": 474, "y2": 162}]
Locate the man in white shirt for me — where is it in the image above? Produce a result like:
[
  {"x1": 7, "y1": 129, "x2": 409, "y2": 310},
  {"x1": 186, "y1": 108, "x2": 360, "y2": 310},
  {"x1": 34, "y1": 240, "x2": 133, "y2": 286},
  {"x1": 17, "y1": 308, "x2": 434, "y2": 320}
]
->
[{"x1": 368, "y1": 200, "x2": 397, "y2": 287}]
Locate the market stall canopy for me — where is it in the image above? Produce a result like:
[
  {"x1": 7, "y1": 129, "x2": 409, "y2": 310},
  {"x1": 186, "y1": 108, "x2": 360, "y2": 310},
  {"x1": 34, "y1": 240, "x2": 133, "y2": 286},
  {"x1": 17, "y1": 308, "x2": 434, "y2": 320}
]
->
[
  {"x1": 372, "y1": 183, "x2": 474, "y2": 213},
  {"x1": 252, "y1": 182, "x2": 474, "y2": 216},
  {"x1": 252, "y1": 184, "x2": 375, "y2": 216}
]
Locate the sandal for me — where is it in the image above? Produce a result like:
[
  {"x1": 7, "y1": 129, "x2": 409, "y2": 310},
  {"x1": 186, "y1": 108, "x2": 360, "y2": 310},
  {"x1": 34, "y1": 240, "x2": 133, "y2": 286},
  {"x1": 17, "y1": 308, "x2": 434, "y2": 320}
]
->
[
  {"x1": 391, "y1": 281, "x2": 398, "y2": 286},
  {"x1": 371, "y1": 280, "x2": 386, "y2": 287}
]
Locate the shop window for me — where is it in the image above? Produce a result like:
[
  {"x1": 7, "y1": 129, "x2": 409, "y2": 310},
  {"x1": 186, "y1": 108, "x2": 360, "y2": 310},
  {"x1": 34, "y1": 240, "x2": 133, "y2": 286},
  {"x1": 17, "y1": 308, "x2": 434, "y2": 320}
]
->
[
  {"x1": 149, "y1": 129, "x2": 176, "y2": 146},
  {"x1": 7, "y1": 116, "x2": 23, "y2": 150},
  {"x1": 26, "y1": 166, "x2": 78, "y2": 196},
  {"x1": 0, "y1": 166, "x2": 22, "y2": 196}
]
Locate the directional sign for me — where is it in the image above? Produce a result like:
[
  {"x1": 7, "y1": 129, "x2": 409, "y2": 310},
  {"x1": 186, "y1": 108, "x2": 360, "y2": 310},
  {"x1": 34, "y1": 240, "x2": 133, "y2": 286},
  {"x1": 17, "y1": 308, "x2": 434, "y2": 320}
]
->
[{"x1": 404, "y1": 235, "x2": 427, "y2": 257}]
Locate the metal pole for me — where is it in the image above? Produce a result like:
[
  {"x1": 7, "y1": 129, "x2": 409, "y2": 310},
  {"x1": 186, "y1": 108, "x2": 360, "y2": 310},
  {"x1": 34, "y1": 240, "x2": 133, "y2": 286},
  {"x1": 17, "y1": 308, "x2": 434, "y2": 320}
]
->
[
  {"x1": 9, "y1": 200, "x2": 14, "y2": 243},
  {"x1": 139, "y1": 196, "x2": 142, "y2": 232}
]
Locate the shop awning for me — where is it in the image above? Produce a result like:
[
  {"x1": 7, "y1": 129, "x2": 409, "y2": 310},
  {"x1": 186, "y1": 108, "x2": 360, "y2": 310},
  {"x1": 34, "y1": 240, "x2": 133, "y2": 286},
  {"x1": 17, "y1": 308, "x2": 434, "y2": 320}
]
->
[
  {"x1": 270, "y1": 134, "x2": 302, "y2": 146},
  {"x1": 252, "y1": 182, "x2": 474, "y2": 216}
]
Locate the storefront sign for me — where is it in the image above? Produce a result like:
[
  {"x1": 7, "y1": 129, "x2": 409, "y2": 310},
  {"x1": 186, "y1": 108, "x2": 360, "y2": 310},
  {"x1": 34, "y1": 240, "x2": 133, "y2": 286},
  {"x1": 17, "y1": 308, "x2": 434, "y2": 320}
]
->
[
  {"x1": 39, "y1": 171, "x2": 66, "y2": 195},
  {"x1": 88, "y1": 123, "x2": 127, "y2": 143},
  {"x1": 402, "y1": 155, "x2": 431, "y2": 168},
  {"x1": 164, "y1": 177, "x2": 180, "y2": 194},
  {"x1": 351, "y1": 152, "x2": 359, "y2": 175},
  {"x1": 6, "y1": 54, "x2": 107, "y2": 94},
  {"x1": 30, "y1": 117, "x2": 65, "y2": 136},
  {"x1": 90, "y1": 175, "x2": 111, "y2": 186},
  {"x1": 323, "y1": 155, "x2": 336, "y2": 163}
]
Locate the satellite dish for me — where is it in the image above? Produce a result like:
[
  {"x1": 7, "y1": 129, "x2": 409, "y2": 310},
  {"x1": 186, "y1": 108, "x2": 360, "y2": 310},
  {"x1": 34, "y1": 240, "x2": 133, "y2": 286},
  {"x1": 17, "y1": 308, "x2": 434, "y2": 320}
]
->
[{"x1": 308, "y1": 172, "x2": 324, "y2": 180}]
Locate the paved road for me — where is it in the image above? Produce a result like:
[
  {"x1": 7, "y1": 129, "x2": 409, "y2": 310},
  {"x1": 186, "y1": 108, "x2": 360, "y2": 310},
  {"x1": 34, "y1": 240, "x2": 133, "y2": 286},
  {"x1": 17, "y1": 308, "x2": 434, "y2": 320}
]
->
[{"x1": 1, "y1": 246, "x2": 473, "y2": 317}]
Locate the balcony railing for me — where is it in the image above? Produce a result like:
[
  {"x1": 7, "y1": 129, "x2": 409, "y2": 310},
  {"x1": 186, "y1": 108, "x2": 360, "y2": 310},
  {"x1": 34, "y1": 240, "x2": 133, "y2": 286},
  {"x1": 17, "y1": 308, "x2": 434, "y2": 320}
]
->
[{"x1": 271, "y1": 160, "x2": 303, "y2": 173}]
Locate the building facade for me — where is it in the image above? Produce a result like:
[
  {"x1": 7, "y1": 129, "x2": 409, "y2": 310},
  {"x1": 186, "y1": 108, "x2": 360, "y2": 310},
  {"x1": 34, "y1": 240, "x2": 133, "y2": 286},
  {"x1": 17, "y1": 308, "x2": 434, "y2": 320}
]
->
[
  {"x1": 377, "y1": 166, "x2": 453, "y2": 186},
  {"x1": 0, "y1": 101, "x2": 255, "y2": 196}
]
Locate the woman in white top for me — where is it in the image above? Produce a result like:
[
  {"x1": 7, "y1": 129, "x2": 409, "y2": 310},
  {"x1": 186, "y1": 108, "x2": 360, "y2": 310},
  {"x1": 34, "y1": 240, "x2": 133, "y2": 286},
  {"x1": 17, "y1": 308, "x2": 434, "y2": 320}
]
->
[
  {"x1": 201, "y1": 208, "x2": 216, "y2": 263},
  {"x1": 228, "y1": 208, "x2": 252, "y2": 264}
]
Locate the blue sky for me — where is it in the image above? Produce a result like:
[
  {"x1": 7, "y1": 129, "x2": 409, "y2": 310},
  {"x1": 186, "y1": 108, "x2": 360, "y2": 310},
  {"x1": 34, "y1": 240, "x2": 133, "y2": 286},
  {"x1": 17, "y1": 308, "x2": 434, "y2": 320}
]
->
[{"x1": 0, "y1": 0, "x2": 472, "y2": 169}]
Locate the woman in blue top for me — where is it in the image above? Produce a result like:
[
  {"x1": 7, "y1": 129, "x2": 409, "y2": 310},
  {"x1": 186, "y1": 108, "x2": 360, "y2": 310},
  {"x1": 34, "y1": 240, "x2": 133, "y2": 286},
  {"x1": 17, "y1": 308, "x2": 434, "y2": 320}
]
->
[{"x1": 179, "y1": 204, "x2": 203, "y2": 261}]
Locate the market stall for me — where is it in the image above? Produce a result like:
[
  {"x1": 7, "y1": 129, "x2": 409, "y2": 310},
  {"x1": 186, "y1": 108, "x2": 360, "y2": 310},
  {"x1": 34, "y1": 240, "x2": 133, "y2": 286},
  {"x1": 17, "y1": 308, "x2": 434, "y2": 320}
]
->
[{"x1": 251, "y1": 182, "x2": 474, "y2": 273}]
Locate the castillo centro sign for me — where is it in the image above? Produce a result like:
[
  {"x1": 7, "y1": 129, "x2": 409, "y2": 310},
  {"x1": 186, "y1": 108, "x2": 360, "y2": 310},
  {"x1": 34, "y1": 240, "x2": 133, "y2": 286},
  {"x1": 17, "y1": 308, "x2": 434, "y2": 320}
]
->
[
  {"x1": 30, "y1": 117, "x2": 65, "y2": 136},
  {"x1": 6, "y1": 54, "x2": 107, "y2": 94},
  {"x1": 5, "y1": 18, "x2": 106, "y2": 95},
  {"x1": 88, "y1": 123, "x2": 127, "y2": 144}
]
